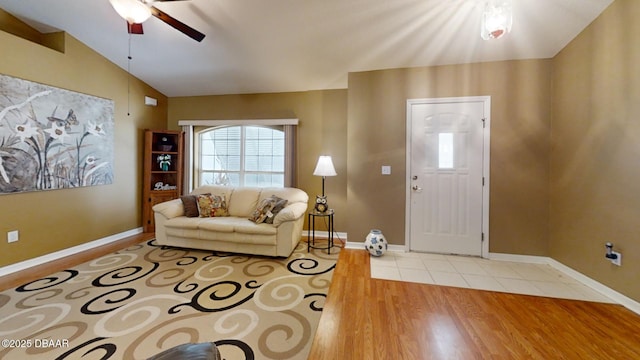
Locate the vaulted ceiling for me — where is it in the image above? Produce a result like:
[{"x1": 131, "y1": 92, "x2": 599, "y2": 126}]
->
[{"x1": 0, "y1": 0, "x2": 613, "y2": 97}]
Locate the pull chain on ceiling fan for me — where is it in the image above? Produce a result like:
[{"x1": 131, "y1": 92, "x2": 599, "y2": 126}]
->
[{"x1": 109, "y1": 0, "x2": 205, "y2": 42}]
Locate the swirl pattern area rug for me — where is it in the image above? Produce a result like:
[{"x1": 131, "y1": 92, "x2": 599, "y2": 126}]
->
[{"x1": 0, "y1": 239, "x2": 338, "y2": 360}]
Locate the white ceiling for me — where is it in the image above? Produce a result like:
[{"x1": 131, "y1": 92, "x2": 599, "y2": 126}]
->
[{"x1": 0, "y1": 0, "x2": 613, "y2": 97}]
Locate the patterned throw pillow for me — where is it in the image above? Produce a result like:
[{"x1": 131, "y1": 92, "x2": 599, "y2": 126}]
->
[
  {"x1": 249, "y1": 197, "x2": 277, "y2": 223},
  {"x1": 197, "y1": 194, "x2": 229, "y2": 217},
  {"x1": 264, "y1": 196, "x2": 288, "y2": 224}
]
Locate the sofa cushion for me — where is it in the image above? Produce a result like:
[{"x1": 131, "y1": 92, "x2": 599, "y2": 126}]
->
[
  {"x1": 196, "y1": 217, "x2": 276, "y2": 235},
  {"x1": 191, "y1": 185, "x2": 234, "y2": 200},
  {"x1": 165, "y1": 226, "x2": 201, "y2": 239},
  {"x1": 233, "y1": 221, "x2": 277, "y2": 235},
  {"x1": 153, "y1": 199, "x2": 184, "y2": 219},
  {"x1": 227, "y1": 187, "x2": 260, "y2": 217},
  {"x1": 272, "y1": 202, "x2": 307, "y2": 226},
  {"x1": 259, "y1": 187, "x2": 308, "y2": 205},
  {"x1": 197, "y1": 194, "x2": 229, "y2": 217},
  {"x1": 198, "y1": 217, "x2": 241, "y2": 233},
  {"x1": 165, "y1": 217, "x2": 204, "y2": 230}
]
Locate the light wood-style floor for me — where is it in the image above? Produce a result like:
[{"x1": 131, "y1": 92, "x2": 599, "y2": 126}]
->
[
  {"x1": 3, "y1": 234, "x2": 640, "y2": 359},
  {"x1": 308, "y1": 248, "x2": 640, "y2": 360}
]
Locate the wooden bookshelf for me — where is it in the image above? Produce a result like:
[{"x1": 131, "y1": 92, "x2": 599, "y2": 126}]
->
[{"x1": 142, "y1": 129, "x2": 184, "y2": 233}]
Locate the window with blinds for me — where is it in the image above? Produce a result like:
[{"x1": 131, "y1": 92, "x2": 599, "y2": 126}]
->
[{"x1": 198, "y1": 125, "x2": 285, "y2": 187}]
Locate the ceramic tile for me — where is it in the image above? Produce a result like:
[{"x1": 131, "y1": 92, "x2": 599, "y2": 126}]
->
[
  {"x1": 449, "y1": 261, "x2": 489, "y2": 275},
  {"x1": 444, "y1": 255, "x2": 479, "y2": 263},
  {"x1": 462, "y1": 274, "x2": 506, "y2": 292},
  {"x1": 371, "y1": 265, "x2": 401, "y2": 281},
  {"x1": 399, "y1": 268, "x2": 435, "y2": 284},
  {"x1": 477, "y1": 261, "x2": 523, "y2": 279},
  {"x1": 530, "y1": 280, "x2": 586, "y2": 300},
  {"x1": 371, "y1": 251, "x2": 616, "y2": 305},
  {"x1": 509, "y1": 263, "x2": 560, "y2": 282},
  {"x1": 495, "y1": 277, "x2": 545, "y2": 297},
  {"x1": 370, "y1": 255, "x2": 397, "y2": 267},
  {"x1": 412, "y1": 252, "x2": 449, "y2": 261},
  {"x1": 566, "y1": 283, "x2": 616, "y2": 303},
  {"x1": 394, "y1": 251, "x2": 428, "y2": 259},
  {"x1": 429, "y1": 271, "x2": 469, "y2": 288},
  {"x1": 396, "y1": 257, "x2": 427, "y2": 270},
  {"x1": 423, "y1": 259, "x2": 457, "y2": 273}
]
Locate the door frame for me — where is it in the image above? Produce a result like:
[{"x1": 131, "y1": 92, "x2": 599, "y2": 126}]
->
[{"x1": 405, "y1": 96, "x2": 491, "y2": 258}]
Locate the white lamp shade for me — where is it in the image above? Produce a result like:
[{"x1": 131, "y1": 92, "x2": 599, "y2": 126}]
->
[
  {"x1": 481, "y1": 0, "x2": 513, "y2": 40},
  {"x1": 313, "y1": 156, "x2": 337, "y2": 177},
  {"x1": 109, "y1": 0, "x2": 153, "y2": 24}
]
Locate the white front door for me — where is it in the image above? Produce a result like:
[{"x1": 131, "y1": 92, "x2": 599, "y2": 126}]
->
[{"x1": 407, "y1": 97, "x2": 489, "y2": 256}]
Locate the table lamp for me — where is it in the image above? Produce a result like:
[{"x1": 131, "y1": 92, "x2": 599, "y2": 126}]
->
[{"x1": 312, "y1": 155, "x2": 337, "y2": 212}]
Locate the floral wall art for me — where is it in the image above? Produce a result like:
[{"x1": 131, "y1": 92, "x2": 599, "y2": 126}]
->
[{"x1": 0, "y1": 74, "x2": 114, "y2": 194}]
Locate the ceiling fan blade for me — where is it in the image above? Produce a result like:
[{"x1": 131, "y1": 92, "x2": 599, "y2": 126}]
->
[
  {"x1": 150, "y1": 6, "x2": 205, "y2": 42},
  {"x1": 127, "y1": 22, "x2": 144, "y2": 35}
]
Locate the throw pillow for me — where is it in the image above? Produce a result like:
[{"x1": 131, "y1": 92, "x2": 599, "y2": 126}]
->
[
  {"x1": 180, "y1": 195, "x2": 200, "y2": 217},
  {"x1": 197, "y1": 194, "x2": 229, "y2": 217},
  {"x1": 249, "y1": 197, "x2": 277, "y2": 223},
  {"x1": 264, "y1": 195, "x2": 288, "y2": 224}
]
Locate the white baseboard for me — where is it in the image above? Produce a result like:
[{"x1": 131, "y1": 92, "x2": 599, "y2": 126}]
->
[
  {"x1": 302, "y1": 230, "x2": 348, "y2": 241},
  {"x1": 489, "y1": 252, "x2": 640, "y2": 316},
  {"x1": 346, "y1": 240, "x2": 406, "y2": 252},
  {"x1": 488, "y1": 252, "x2": 551, "y2": 264},
  {"x1": 0, "y1": 227, "x2": 143, "y2": 278}
]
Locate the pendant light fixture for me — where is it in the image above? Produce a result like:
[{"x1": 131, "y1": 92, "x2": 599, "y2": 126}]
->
[{"x1": 480, "y1": 0, "x2": 513, "y2": 40}]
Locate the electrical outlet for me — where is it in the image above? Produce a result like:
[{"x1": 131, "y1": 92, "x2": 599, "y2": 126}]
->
[
  {"x1": 7, "y1": 230, "x2": 19, "y2": 243},
  {"x1": 381, "y1": 165, "x2": 391, "y2": 175},
  {"x1": 610, "y1": 251, "x2": 622, "y2": 266}
]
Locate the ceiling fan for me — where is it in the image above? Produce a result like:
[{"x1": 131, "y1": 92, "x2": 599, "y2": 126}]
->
[{"x1": 109, "y1": 0, "x2": 205, "y2": 42}]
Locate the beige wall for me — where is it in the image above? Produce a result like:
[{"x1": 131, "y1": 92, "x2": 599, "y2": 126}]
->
[
  {"x1": 551, "y1": 0, "x2": 640, "y2": 301},
  {"x1": 167, "y1": 61, "x2": 552, "y2": 257},
  {"x1": 347, "y1": 60, "x2": 552, "y2": 254},
  {"x1": 168, "y1": 90, "x2": 348, "y2": 232},
  {"x1": 0, "y1": 24, "x2": 167, "y2": 267}
]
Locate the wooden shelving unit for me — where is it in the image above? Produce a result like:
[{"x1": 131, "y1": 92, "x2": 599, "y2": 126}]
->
[{"x1": 142, "y1": 129, "x2": 184, "y2": 233}]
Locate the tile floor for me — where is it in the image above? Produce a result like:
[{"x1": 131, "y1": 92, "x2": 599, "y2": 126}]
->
[{"x1": 370, "y1": 251, "x2": 615, "y2": 303}]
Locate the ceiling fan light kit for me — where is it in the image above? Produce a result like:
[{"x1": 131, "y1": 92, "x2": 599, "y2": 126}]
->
[
  {"x1": 480, "y1": 0, "x2": 513, "y2": 40},
  {"x1": 109, "y1": 0, "x2": 205, "y2": 42},
  {"x1": 109, "y1": 0, "x2": 153, "y2": 24}
]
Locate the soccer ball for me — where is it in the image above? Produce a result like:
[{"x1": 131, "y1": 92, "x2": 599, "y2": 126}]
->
[{"x1": 364, "y1": 229, "x2": 387, "y2": 257}]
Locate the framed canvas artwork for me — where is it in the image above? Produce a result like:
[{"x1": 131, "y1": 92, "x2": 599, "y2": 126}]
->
[{"x1": 0, "y1": 74, "x2": 114, "y2": 194}]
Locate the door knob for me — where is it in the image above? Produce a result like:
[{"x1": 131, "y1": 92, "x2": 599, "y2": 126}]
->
[{"x1": 412, "y1": 185, "x2": 423, "y2": 192}]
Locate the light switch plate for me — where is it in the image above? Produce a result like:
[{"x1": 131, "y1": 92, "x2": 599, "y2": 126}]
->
[{"x1": 381, "y1": 165, "x2": 391, "y2": 175}]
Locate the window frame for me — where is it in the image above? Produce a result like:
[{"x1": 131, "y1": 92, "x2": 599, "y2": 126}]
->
[
  {"x1": 179, "y1": 119, "x2": 298, "y2": 193},
  {"x1": 196, "y1": 125, "x2": 285, "y2": 187}
]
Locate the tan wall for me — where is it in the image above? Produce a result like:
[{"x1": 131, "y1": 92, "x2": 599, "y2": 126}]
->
[
  {"x1": 347, "y1": 60, "x2": 552, "y2": 253},
  {"x1": 551, "y1": 0, "x2": 640, "y2": 301},
  {"x1": 0, "y1": 27, "x2": 167, "y2": 267},
  {"x1": 167, "y1": 90, "x2": 348, "y2": 233}
]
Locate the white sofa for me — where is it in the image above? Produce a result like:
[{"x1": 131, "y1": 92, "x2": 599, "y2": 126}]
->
[{"x1": 152, "y1": 185, "x2": 309, "y2": 257}]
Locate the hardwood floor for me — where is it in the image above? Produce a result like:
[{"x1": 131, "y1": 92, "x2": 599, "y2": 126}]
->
[{"x1": 308, "y1": 248, "x2": 640, "y2": 360}]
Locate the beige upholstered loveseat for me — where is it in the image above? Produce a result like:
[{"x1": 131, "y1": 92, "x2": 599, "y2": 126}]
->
[{"x1": 152, "y1": 185, "x2": 308, "y2": 257}]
